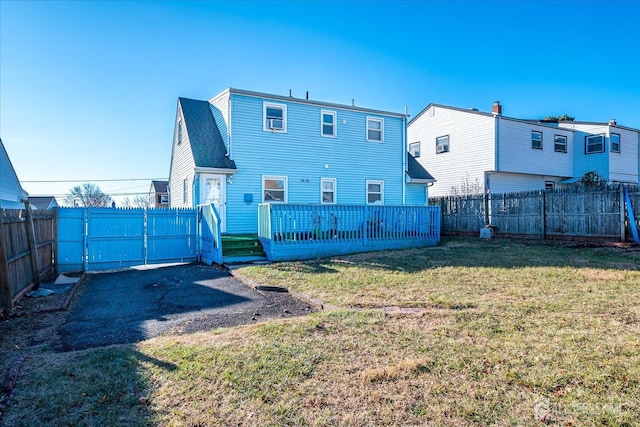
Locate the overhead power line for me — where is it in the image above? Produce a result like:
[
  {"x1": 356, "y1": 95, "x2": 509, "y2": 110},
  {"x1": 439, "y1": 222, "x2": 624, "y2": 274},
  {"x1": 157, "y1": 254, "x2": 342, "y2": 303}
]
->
[{"x1": 22, "y1": 178, "x2": 167, "y2": 183}]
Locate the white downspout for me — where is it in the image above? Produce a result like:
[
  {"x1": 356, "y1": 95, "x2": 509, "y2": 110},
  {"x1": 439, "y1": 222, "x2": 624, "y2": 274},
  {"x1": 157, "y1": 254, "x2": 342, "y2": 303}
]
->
[
  {"x1": 402, "y1": 108, "x2": 407, "y2": 205},
  {"x1": 228, "y1": 95, "x2": 233, "y2": 161}
]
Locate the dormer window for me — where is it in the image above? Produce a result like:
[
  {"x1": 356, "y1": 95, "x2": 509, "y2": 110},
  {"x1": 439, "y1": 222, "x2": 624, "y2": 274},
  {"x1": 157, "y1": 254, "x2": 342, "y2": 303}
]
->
[{"x1": 263, "y1": 102, "x2": 287, "y2": 132}]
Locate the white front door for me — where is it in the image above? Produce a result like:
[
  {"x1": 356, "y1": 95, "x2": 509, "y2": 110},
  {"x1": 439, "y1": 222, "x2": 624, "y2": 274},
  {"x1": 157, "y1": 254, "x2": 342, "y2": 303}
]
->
[{"x1": 200, "y1": 174, "x2": 226, "y2": 232}]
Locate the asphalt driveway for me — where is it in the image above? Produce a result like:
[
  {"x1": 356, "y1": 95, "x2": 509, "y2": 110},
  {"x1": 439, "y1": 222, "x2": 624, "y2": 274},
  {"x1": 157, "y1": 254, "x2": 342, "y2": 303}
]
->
[{"x1": 56, "y1": 263, "x2": 314, "y2": 351}]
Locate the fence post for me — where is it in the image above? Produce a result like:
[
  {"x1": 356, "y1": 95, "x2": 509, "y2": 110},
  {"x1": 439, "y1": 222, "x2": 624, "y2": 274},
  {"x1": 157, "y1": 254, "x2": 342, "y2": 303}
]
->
[
  {"x1": 620, "y1": 186, "x2": 626, "y2": 242},
  {"x1": 24, "y1": 202, "x2": 42, "y2": 291},
  {"x1": 483, "y1": 192, "x2": 489, "y2": 226},
  {"x1": 83, "y1": 208, "x2": 88, "y2": 272},
  {"x1": 363, "y1": 205, "x2": 368, "y2": 247},
  {"x1": 542, "y1": 190, "x2": 547, "y2": 240},
  {"x1": 0, "y1": 216, "x2": 12, "y2": 315},
  {"x1": 53, "y1": 207, "x2": 59, "y2": 274}
]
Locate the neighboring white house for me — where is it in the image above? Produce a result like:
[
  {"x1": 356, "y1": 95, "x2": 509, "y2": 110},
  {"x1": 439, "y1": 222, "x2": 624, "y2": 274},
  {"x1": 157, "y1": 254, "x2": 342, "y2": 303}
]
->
[
  {"x1": 0, "y1": 138, "x2": 28, "y2": 209},
  {"x1": 408, "y1": 102, "x2": 640, "y2": 196}
]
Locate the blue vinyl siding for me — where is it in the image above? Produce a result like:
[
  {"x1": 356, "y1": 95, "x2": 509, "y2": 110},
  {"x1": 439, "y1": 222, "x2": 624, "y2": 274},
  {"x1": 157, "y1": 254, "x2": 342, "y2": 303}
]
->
[
  {"x1": 225, "y1": 93, "x2": 405, "y2": 234},
  {"x1": 405, "y1": 184, "x2": 427, "y2": 206},
  {"x1": 573, "y1": 130, "x2": 610, "y2": 179}
]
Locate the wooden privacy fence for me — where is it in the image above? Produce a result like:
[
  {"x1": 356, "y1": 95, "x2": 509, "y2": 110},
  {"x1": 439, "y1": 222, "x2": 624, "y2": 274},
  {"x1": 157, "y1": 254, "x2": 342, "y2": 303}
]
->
[
  {"x1": 0, "y1": 205, "x2": 56, "y2": 315},
  {"x1": 430, "y1": 185, "x2": 640, "y2": 241}
]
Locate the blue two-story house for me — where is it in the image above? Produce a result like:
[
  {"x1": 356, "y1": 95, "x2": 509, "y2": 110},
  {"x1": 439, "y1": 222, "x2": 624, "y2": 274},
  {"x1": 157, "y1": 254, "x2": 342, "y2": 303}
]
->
[{"x1": 168, "y1": 88, "x2": 434, "y2": 235}]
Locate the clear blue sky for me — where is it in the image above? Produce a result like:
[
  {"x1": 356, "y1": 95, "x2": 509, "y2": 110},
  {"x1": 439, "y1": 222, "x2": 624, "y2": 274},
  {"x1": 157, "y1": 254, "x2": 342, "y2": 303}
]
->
[{"x1": 1, "y1": 0, "x2": 639, "y2": 203}]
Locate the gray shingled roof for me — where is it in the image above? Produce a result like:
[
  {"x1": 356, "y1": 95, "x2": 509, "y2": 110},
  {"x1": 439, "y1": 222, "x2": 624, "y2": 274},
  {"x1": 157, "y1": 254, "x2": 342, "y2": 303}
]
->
[
  {"x1": 28, "y1": 196, "x2": 57, "y2": 210},
  {"x1": 407, "y1": 154, "x2": 435, "y2": 181},
  {"x1": 179, "y1": 97, "x2": 236, "y2": 170},
  {"x1": 151, "y1": 180, "x2": 168, "y2": 193}
]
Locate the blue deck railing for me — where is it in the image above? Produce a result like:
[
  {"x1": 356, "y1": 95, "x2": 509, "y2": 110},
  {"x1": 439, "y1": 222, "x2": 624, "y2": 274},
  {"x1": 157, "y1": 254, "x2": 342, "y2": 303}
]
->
[{"x1": 258, "y1": 204, "x2": 440, "y2": 261}]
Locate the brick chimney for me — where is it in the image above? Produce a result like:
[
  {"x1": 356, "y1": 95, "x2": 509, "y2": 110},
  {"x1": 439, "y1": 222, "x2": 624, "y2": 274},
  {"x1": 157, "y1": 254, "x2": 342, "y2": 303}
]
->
[
  {"x1": 492, "y1": 101, "x2": 502, "y2": 115},
  {"x1": 609, "y1": 118, "x2": 616, "y2": 125}
]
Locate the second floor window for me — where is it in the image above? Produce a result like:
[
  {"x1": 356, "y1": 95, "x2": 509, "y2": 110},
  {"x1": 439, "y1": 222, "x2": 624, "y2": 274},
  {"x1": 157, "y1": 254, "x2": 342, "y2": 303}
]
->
[
  {"x1": 264, "y1": 102, "x2": 287, "y2": 132},
  {"x1": 611, "y1": 133, "x2": 621, "y2": 153},
  {"x1": 367, "y1": 117, "x2": 383, "y2": 142},
  {"x1": 177, "y1": 119, "x2": 183, "y2": 144},
  {"x1": 586, "y1": 135, "x2": 605, "y2": 154},
  {"x1": 436, "y1": 135, "x2": 449, "y2": 154},
  {"x1": 321, "y1": 110, "x2": 336, "y2": 137},
  {"x1": 409, "y1": 142, "x2": 420, "y2": 158},
  {"x1": 554, "y1": 135, "x2": 567, "y2": 153},
  {"x1": 532, "y1": 131, "x2": 543, "y2": 150}
]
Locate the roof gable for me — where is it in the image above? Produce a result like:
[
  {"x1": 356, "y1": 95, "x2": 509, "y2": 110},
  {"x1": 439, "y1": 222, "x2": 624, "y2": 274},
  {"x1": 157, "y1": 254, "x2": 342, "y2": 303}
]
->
[
  {"x1": 407, "y1": 153, "x2": 435, "y2": 182},
  {"x1": 1, "y1": 138, "x2": 28, "y2": 207},
  {"x1": 178, "y1": 97, "x2": 237, "y2": 170},
  {"x1": 151, "y1": 180, "x2": 168, "y2": 193}
]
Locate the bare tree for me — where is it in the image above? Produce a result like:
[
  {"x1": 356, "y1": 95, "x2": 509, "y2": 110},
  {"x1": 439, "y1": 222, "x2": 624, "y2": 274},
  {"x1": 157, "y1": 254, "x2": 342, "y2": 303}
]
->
[
  {"x1": 64, "y1": 183, "x2": 112, "y2": 207},
  {"x1": 133, "y1": 195, "x2": 150, "y2": 208}
]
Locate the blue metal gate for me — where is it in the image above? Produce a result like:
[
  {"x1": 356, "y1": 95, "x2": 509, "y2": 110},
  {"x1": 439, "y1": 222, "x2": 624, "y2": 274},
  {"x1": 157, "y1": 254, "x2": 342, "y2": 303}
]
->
[{"x1": 57, "y1": 207, "x2": 198, "y2": 272}]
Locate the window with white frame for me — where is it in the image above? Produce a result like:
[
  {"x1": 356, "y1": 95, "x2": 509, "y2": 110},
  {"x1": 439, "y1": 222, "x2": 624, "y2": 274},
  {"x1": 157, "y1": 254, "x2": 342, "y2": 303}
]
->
[
  {"x1": 409, "y1": 142, "x2": 421, "y2": 158},
  {"x1": 545, "y1": 181, "x2": 555, "y2": 190},
  {"x1": 183, "y1": 178, "x2": 188, "y2": 204},
  {"x1": 586, "y1": 134, "x2": 605, "y2": 154},
  {"x1": 532, "y1": 131, "x2": 543, "y2": 150},
  {"x1": 321, "y1": 110, "x2": 336, "y2": 137},
  {"x1": 321, "y1": 178, "x2": 336, "y2": 204},
  {"x1": 177, "y1": 119, "x2": 183, "y2": 144},
  {"x1": 366, "y1": 117, "x2": 383, "y2": 142},
  {"x1": 554, "y1": 135, "x2": 567, "y2": 153},
  {"x1": 436, "y1": 135, "x2": 449, "y2": 154},
  {"x1": 366, "y1": 180, "x2": 384, "y2": 205},
  {"x1": 160, "y1": 194, "x2": 169, "y2": 204},
  {"x1": 611, "y1": 133, "x2": 621, "y2": 153},
  {"x1": 262, "y1": 176, "x2": 287, "y2": 203},
  {"x1": 263, "y1": 102, "x2": 287, "y2": 132}
]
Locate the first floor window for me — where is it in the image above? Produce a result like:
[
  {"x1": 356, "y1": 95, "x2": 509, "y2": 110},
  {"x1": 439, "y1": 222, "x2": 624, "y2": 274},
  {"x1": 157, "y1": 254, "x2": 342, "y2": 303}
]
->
[
  {"x1": 321, "y1": 110, "x2": 336, "y2": 137},
  {"x1": 554, "y1": 135, "x2": 567, "y2": 153},
  {"x1": 262, "y1": 176, "x2": 287, "y2": 203},
  {"x1": 532, "y1": 131, "x2": 543, "y2": 150},
  {"x1": 183, "y1": 178, "x2": 188, "y2": 204},
  {"x1": 366, "y1": 180, "x2": 384, "y2": 205},
  {"x1": 366, "y1": 117, "x2": 383, "y2": 142},
  {"x1": 321, "y1": 178, "x2": 336, "y2": 204},
  {"x1": 160, "y1": 194, "x2": 169, "y2": 204},
  {"x1": 545, "y1": 181, "x2": 555, "y2": 190},
  {"x1": 586, "y1": 134, "x2": 605, "y2": 154},
  {"x1": 611, "y1": 133, "x2": 621, "y2": 153},
  {"x1": 263, "y1": 102, "x2": 287, "y2": 132},
  {"x1": 436, "y1": 135, "x2": 449, "y2": 154},
  {"x1": 409, "y1": 142, "x2": 420, "y2": 157}
]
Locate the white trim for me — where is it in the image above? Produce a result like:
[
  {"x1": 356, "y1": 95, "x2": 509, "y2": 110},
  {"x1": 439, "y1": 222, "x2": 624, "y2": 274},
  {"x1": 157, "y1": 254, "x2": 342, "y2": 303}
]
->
[
  {"x1": 262, "y1": 175, "x2": 288, "y2": 203},
  {"x1": 263, "y1": 102, "x2": 287, "y2": 133},
  {"x1": 200, "y1": 174, "x2": 227, "y2": 232},
  {"x1": 586, "y1": 134, "x2": 605, "y2": 154},
  {"x1": 321, "y1": 110, "x2": 337, "y2": 138},
  {"x1": 366, "y1": 179, "x2": 384, "y2": 205},
  {"x1": 194, "y1": 167, "x2": 238, "y2": 174},
  {"x1": 320, "y1": 177, "x2": 337, "y2": 204},
  {"x1": 366, "y1": 116, "x2": 384, "y2": 143}
]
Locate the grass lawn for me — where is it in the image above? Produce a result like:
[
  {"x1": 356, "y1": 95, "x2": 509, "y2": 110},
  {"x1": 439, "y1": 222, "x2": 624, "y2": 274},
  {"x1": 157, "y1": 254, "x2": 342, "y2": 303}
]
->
[{"x1": 3, "y1": 238, "x2": 640, "y2": 425}]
